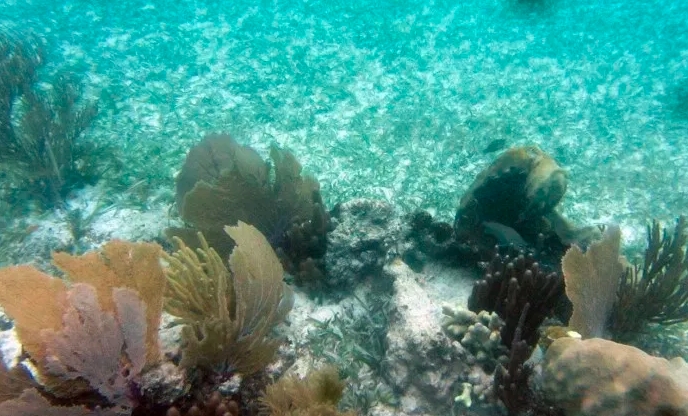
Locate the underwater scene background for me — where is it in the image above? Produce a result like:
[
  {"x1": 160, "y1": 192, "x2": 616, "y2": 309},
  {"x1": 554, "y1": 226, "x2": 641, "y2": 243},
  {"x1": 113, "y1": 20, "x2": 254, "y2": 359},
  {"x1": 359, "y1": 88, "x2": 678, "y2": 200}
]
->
[{"x1": 1, "y1": 0, "x2": 688, "y2": 415}]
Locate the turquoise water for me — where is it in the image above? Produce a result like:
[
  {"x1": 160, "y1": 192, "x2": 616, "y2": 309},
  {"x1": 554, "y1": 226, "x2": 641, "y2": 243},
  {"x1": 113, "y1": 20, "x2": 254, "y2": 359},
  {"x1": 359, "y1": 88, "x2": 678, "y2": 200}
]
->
[
  {"x1": 1, "y1": 0, "x2": 688, "y2": 415},
  {"x1": 2, "y1": 0, "x2": 687, "y2": 234}
]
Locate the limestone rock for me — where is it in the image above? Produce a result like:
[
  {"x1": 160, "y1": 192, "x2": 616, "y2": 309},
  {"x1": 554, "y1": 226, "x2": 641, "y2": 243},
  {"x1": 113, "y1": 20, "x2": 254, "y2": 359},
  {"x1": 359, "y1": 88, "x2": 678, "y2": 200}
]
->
[
  {"x1": 382, "y1": 259, "x2": 487, "y2": 415},
  {"x1": 325, "y1": 199, "x2": 402, "y2": 293}
]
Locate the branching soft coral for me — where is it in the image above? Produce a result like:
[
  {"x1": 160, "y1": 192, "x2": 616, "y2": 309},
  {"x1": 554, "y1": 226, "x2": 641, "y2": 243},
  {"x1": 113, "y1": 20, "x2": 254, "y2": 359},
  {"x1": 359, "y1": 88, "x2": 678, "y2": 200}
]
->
[
  {"x1": 0, "y1": 29, "x2": 101, "y2": 207},
  {"x1": 468, "y1": 247, "x2": 565, "y2": 347},
  {"x1": 163, "y1": 221, "x2": 294, "y2": 376},
  {"x1": 260, "y1": 366, "x2": 355, "y2": 416},
  {"x1": 609, "y1": 216, "x2": 688, "y2": 339}
]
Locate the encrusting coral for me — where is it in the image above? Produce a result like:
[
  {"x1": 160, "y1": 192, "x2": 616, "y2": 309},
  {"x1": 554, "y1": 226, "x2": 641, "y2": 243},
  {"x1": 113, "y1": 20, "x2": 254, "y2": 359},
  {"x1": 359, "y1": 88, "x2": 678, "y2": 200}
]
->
[
  {"x1": 541, "y1": 337, "x2": 688, "y2": 416},
  {"x1": 163, "y1": 221, "x2": 294, "y2": 376}
]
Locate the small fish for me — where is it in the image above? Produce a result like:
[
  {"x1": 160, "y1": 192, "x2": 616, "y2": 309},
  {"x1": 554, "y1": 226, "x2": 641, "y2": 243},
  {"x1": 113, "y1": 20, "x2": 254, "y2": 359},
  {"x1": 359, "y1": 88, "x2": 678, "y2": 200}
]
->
[
  {"x1": 483, "y1": 138, "x2": 508, "y2": 154},
  {"x1": 482, "y1": 221, "x2": 528, "y2": 248},
  {"x1": 25, "y1": 224, "x2": 39, "y2": 234}
]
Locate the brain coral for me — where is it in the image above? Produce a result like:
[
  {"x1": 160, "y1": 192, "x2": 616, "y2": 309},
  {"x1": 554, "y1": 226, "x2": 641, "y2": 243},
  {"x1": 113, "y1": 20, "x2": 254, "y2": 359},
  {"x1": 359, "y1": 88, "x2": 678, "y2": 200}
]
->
[{"x1": 541, "y1": 337, "x2": 688, "y2": 416}]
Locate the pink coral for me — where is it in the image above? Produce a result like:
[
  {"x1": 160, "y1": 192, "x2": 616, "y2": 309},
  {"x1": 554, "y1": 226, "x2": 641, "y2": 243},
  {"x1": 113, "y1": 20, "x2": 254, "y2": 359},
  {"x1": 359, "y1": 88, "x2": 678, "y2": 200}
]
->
[{"x1": 42, "y1": 284, "x2": 147, "y2": 407}]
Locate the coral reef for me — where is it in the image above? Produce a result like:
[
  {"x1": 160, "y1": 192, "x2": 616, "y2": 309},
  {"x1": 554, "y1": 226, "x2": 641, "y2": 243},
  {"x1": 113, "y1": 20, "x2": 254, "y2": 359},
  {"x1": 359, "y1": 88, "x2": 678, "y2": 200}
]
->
[
  {"x1": 561, "y1": 216, "x2": 688, "y2": 341},
  {"x1": 491, "y1": 305, "x2": 563, "y2": 416},
  {"x1": 453, "y1": 146, "x2": 600, "y2": 262},
  {"x1": 166, "y1": 391, "x2": 240, "y2": 416},
  {"x1": 0, "y1": 240, "x2": 165, "y2": 414},
  {"x1": 561, "y1": 225, "x2": 624, "y2": 339},
  {"x1": 401, "y1": 210, "x2": 463, "y2": 271},
  {"x1": 381, "y1": 260, "x2": 484, "y2": 415},
  {"x1": 0, "y1": 388, "x2": 104, "y2": 415},
  {"x1": 454, "y1": 146, "x2": 566, "y2": 244},
  {"x1": 537, "y1": 217, "x2": 688, "y2": 416},
  {"x1": 304, "y1": 288, "x2": 396, "y2": 413},
  {"x1": 260, "y1": 366, "x2": 355, "y2": 416},
  {"x1": 0, "y1": 129, "x2": 686, "y2": 416},
  {"x1": 493, "y1": 306, "x2": 532, "y2": 415},
  {"x1": 441, "y1": 305, "x2": 508, "y2": 371},
  {"x1": 0, "y1": 223, "x2": 299, "y2": 415},
  {"x1": 51, "y1": 240, "x2": 166, "y2": 363},
  {"x1": 0, "y1": 350, "x2": 34, "y2": 403}
]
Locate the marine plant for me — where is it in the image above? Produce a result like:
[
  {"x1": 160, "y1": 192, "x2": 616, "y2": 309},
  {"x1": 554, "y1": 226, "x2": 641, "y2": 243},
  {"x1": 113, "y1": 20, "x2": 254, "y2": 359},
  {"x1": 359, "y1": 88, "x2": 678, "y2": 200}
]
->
[
  {"x1": 0, "y1": 29, "x2": 101, "y2": 208},
  {"x1": 305, "y1": 292, "x2": 396, "y2": 413}
]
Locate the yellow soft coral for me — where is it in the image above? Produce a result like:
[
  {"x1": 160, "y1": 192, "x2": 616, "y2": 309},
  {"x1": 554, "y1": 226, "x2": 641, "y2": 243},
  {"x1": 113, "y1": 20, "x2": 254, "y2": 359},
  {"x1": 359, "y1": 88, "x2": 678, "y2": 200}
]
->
[{"x1": 163, "y1": 221, "x2": 294, "y2": 375}]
